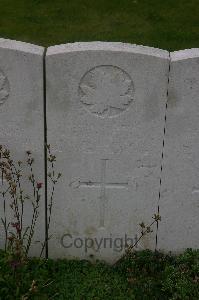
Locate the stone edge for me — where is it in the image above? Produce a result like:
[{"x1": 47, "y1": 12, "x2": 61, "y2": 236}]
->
[
  {"x1": 46, "y1": 41, "x2": 169, "y2": 59},
  {"x1": 1, "y1": 39, "x2": 199, "y2": 61},
  {"x1": 171, "y1": 48, "x2": 199, "y2": 61},
  {"x1": 0, "y1": 38, "x2": 44, "y2": 55}
]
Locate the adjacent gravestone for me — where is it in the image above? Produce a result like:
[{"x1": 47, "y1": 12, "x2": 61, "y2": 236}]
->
[
  {"x1": 158, "y1": 49, "x2": 199, "y2": 251},
  {"x1": 46, "y1": 42, "x2": 170, "y2": 261},
  {"x1": 0, "y1": 39, "x2": 45, "y2": 256}
]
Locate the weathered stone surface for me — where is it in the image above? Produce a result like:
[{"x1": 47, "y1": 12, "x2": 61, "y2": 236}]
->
[
  {"x1": 46, "y1": 42, "x2": 170, "y2": 261},
  {"x1": 0, "y1": 39, "x2": 45, "y2": 256},
  {"x1": 158, "y1": 49, "x2": 199, "y2": 252}
]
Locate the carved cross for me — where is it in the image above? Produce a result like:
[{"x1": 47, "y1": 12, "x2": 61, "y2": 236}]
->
[{"x1": 77, "y1": 159, "x2": 128, "y2": 227}]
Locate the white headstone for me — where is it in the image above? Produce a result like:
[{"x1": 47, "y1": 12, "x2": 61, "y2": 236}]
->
[
  {"x1": 46, "y1": 42, "x2": 170, "y2": 261},
  {"x1": 0, "y1": 39, "x2": 45, "y2": 256},
  {"x1": 158, "y1": 49, "x2": 199, "y2": 251}
]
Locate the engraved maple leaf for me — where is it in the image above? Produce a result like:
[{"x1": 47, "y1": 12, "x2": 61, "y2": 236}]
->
[
  {"x1": 80, "y1": 67, "x2": 133, "y2": 116},
  {"x1": 0, "y1": 73, "x2": 9, "y2": 105}
]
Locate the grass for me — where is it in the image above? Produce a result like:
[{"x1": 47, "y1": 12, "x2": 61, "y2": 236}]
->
[
  {"x1": 0, "y1": 0, "x2": 198, "y2": 50},
  {"x1": 0, "y1": 249, "x2": 199, "y2": 299}
]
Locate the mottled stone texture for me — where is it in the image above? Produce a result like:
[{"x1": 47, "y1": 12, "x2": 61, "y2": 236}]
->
[
  {"x1": 1, "y1": 40, "x2": 198, "y2": 261},
  {"x1": 46, "y1": 42, "x2": 169, "y2": 262},
  {"x1": 158, "y1": 49, "x2": 199, "y2": 252},
  {"x1": 0, "y1": 39, "x2": 45, "y2": 256}
]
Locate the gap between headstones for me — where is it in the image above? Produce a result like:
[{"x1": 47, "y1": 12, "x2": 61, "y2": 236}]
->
[{"x1": 155, "y1": 52, "x2": 171, "y2": 250}]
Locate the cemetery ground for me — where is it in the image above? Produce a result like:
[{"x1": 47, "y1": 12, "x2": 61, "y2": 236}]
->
[
  {"x1": 0, "y1": 249, "x2": 199, "y2": 299},
  {"x1": 0, "y1": 0, "x2": 198, "y2": 50}
]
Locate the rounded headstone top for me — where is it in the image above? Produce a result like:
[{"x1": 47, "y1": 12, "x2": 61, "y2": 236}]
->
[
  {"x1": 0, "y1": 38, "x2": 44, "y2": 55},
  {"x1": 171, "y1": 48, "x2": 199, "y2": 61},
  {"x1": 47, "y1": 41, "x2": 169, "y2": 59}
]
